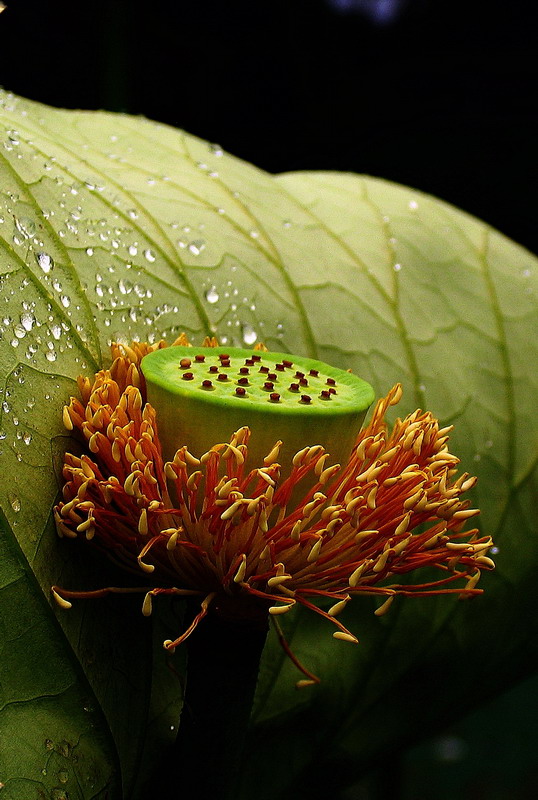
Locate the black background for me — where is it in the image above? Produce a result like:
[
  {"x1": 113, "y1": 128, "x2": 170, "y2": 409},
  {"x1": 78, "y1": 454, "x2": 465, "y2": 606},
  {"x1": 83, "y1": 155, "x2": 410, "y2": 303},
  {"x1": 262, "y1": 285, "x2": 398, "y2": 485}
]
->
[{"x1": 1, "y1": 0, "x2": 536, "y2": 253}]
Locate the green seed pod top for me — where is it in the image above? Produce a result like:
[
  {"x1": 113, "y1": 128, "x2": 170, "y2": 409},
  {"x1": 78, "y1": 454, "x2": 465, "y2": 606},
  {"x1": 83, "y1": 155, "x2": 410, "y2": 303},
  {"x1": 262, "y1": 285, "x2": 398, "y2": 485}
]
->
[{"x1": 141, "y1": 346, "x2": 375, "y2": 473}]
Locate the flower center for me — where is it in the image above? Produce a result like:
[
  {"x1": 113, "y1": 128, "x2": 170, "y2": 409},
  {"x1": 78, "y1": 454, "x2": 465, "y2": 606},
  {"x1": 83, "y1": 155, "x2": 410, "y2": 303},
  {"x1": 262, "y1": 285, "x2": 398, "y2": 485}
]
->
[{"x1": 141, "y1": 345, "x2": 375, "y2": 478}]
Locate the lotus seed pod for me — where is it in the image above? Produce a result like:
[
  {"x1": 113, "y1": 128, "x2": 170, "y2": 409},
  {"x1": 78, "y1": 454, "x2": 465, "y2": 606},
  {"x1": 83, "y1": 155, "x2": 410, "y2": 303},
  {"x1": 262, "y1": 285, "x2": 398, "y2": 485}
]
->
[{"x1": 140, "y1": 346, "x2": 375, "y2": 474}]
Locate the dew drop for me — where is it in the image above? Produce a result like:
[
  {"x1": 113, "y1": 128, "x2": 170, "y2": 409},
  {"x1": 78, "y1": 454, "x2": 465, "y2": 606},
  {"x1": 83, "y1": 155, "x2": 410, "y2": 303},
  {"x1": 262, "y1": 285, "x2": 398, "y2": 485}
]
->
[
  {"x1": 15, "y1": 216, "x2": 36, "y2": 239},
  {"x1": 188, "y1": 240, "x2": 205, "y2": 256},
  {"x1": 127, "y1": 209, "x2": 138, "y2": 219},
  {"x1": 144, "y1": 249, "x2": 156, "y2": 263},
  {"x1": 204, "y1": 286, "x2": 219, "y2": 304},
  {"x1": 118, "y1": 279, "x2": 133, "y2": 295},
  {"x1": 20, "y1": 312, "x2": 35, "y2": 331},
  {"x1": 86, "y1": 247, "x2": 94, "y2": 256},
  {"x1": 241, "y1": 323, "x2": 257, "y2": 345},
  {"x1": 393, "y1": 263, "x2": 402, "y2": 271},
  {"x1": 46, "y1": 350, "x2": 57, "y2": 362},
  {"x1": 60, "y1": 295, "x2": 71, "y2": 308},
  {"x1": 9, "y1": 494, "x2": 21, "y2": 513},
  {"x1": 408, "y1": 200, "x2": 419, "y2": 210},
  {"x1": 36, "y1": 251, "x2": 54, "y2": 273}
]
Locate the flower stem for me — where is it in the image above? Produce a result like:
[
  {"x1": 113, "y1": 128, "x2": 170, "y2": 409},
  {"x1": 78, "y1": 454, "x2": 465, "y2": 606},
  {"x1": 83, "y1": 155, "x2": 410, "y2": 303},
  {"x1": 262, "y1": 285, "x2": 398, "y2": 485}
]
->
[{"x1": 156, "y1": 603, "x2": 268, "y2": 799}]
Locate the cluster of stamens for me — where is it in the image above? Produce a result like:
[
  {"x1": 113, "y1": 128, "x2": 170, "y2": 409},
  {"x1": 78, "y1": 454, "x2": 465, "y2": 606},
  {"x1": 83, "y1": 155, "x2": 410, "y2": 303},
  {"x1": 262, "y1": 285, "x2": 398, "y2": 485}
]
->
[{"x1": 52, "y1": 337, "x2": 494, "y2": 685}]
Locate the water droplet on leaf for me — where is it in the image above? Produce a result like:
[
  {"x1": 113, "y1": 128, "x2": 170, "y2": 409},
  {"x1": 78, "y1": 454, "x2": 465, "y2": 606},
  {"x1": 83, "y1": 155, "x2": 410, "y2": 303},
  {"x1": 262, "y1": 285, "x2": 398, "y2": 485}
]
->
[
  {"x1": 241, "y1": 323, "x2": 257, "y2": 345},
  {"x1": 36, "y1": 251, "x2": 53, "y2": 273},
  {"x1": 204, "y1": 286, "x2": 219, "y2": 304}
]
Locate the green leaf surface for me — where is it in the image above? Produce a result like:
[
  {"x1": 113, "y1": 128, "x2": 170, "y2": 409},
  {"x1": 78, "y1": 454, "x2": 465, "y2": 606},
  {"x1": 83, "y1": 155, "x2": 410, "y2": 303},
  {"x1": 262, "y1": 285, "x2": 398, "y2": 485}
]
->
[
  {"x1": 0, "y1": 513, "x2": 118, "y2": 799},
  {"x1": 0, "y1": 90, "x2": 536, "y2": 798}
]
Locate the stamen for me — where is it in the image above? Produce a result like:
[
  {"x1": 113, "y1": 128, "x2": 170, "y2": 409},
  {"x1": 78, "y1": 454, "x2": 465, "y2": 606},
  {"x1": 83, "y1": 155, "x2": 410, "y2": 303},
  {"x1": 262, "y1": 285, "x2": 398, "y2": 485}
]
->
[
  {"x1": 333, "y1": 631, "x2": 358, "y2": 644},
  {"x1": 374, "y1": 595, "x2": 395, "y2": 617}
]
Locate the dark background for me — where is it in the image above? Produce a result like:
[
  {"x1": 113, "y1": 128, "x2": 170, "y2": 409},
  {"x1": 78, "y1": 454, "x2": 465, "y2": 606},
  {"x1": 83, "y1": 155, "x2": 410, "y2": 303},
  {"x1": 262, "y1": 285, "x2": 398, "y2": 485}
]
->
[
  {"x1": 1, "y1": 0, "x2": 537, "y2": 254},
  {"x1": 2, "y1": 1, "x2": 538, "y2": 797}
]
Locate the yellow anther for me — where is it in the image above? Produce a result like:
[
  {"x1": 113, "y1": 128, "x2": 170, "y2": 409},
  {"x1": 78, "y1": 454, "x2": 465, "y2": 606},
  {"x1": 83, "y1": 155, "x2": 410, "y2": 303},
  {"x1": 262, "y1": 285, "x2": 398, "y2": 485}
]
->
[
  {"x1": 142, "y1": 592, "x2": 153, "y2": 617},
  {"x1": 328, "y1": 596, "x2": 350, "y2": 617},
  {"x1": 366, "y1": 485, "x2": 377, "y2": 510},
  {"x1": 332, "y1": 631, "x2": 358, "y2": 644},
  {"x1": 292, "y1": 446, "x2": 309, "y2": 467},
  {"x1": 221, "y1": 500, "x2": 243, "y2": 521},
  {"x1": 52, "y1": 589, "x2": 72, "y2": 610},
  {"x1": 267, "y1": 574, "x2": 293, "y2": 588},
  {"x1": 403, "y1": 488, "x2": 424, "y2": 510},
  {"x1": 319, "y1": 464, "x2": 341, "y2": 485},
  {"x1": 165, "y1": 463, "x2": 178, "y2": 481},
  {"x1": 445, "y1": 542, "x2": 472, "y2": 552},
  {"x1": 307, "y1": 538, "x2": 323, "y2": 563},
  {"x1": 374, "y1": 595, "x2": 394, "y2": 617},
  {"x1": 137, "y1": 557, "x2": 155, "y2": 574},
  {"x1": 125, "y1": 442, "x2": 136, "y2": 464},
  {"x1": 348, "y1": 562, "x2": 368, "y2": 586},
  {"x1": 460, "y1": 476, "x2": 477, "y2": 492},
  {"x1": 263, "y1": 441, "x2": 282, "y2": 466},
  {"x1": 464, "y1": 570, "x2": 481, "y2": 591},
  {"x1": 112, "y1": 440, "x2": 122, "y2": 462},
  {"x1": 379, "y1": 445, "x2": 400, "y2": 463},
  {"x1": 476, "y1": 555, "x2": 495, "y2": 568},
  {"x1": 452, "y1": 508, "x2": 480, "y2": 520},
  {"x1": 269, "y1": 603, "x2": 294, "y2": 615},
  {"x1": 392, "y1": 534, "x2": 412, "y2": 556},
  {"x1": 166, "y1": 531, "x2": 180, "y2": 550},
  {"x1": 259, "y1": 509, "x2": 269, "y2": 533},
  {"x1": 395, "y1": 513, "x2": 411, "y2": 538},
  {"x1": 290, "y1": 520, "x2": 302, "y2": 541},
  {"x1": 314, "y1": 453, "x2": 330, "y2": 477},
  {"x1": 62, "y1": 406, "x2": 74, "y2": 430},
  {"x1": 373, "y1": 549, "x2": 391, "y2": 573},
  {"x1": 76, "y1": 517, "x2": 94, "y2": 533},
  {"x1": 257, "y1": 469, "x2": 276, "y2": 486},
  {"x1": 138, "y1": 509, "x2": 148, "y2": 536},
  {"x1": 187, "y1": 471, "x2": 202, "y2": 490},
  {"x1": 233, "y1": 555, "x2": 247, "y2": 583},
  {"x1": 80, "y1": 459, "x2": 96, "y2": 479}
]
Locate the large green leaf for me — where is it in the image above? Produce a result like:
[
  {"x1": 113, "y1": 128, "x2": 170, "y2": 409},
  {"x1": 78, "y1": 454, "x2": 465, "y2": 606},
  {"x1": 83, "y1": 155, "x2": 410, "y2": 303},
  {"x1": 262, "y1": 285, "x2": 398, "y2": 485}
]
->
[{"x1": 0, "y1": 90, "x2": 536, "y2": 798}]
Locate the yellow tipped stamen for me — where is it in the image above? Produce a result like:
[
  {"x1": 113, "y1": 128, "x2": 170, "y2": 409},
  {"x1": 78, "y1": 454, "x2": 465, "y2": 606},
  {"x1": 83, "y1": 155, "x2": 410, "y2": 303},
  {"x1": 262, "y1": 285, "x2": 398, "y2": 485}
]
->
[
  {"x1": 62, "y1": 405, "x2": 74, "y2": 430},
  {"x1": 328, "y1": 596, "x2": 350, "y2": 617},
  {"x1": 374, "y1": 595, "x2": 395, "y2": 617},
  {"x1": 264, "y1": 441, "x2": 282, "y2": 466},
  {"x1": 333, "y1": 631, "x2": 358, "y2": 644},
  {"x1": 52, "y1": 588, "x2": 72, "y2": 609},
  {"x1": 138, "y1": 508, "x2": 149, "y2": 536},
  {"x1": 269, "y1": 603, "x2": 294, "y2": 615},
  {"x1": 142, "y1": 592, "x2": 153, "y2": 617},
  {"x1": 394, "y1": 513, "x2": 411, "y2": 537},
  {"x1": 233, "y1": 555, "x2": 247, "y2": 583}
]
